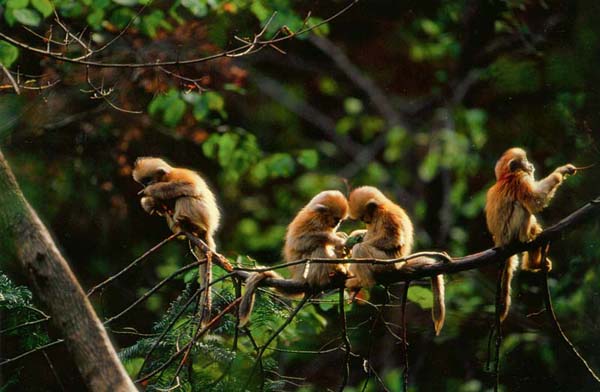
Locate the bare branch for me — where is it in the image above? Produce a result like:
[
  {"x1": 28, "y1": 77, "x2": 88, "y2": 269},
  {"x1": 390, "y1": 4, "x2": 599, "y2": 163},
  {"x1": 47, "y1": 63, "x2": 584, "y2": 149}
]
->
[
  {"x1": 540, "y1": 247, "x2": 600, "y2": 384},
  {"x1": 1, "y1": 64, "x2": 20, "y2": 94},
  {"x1": 228, "y1": 196, "x2": 600, "y2": 292},
  {"x1": 0, "y1": 1, "x2": 359, "y2": 69},
  {"x1": 87, "y1": 231, "x2": 179, "y2": 296}
]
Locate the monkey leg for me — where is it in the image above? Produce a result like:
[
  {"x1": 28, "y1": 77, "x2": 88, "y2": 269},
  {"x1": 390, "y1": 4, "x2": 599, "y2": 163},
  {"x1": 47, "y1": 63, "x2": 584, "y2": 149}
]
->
[{"x1": 522, "y1": 244, "x2": 552, "y2": 272}]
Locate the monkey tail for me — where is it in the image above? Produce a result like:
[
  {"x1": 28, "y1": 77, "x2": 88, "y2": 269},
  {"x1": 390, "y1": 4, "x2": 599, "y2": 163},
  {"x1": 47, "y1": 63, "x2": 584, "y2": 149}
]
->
[
  {"x1": 431, "y1": 274, "x2": 446, "y2": 336},
  {"x1": 499, "y1": 255, "x2": 519, "y2": 322},
  {"x1": 239, "y1": 271, "x2": 282, "y2": 327}
]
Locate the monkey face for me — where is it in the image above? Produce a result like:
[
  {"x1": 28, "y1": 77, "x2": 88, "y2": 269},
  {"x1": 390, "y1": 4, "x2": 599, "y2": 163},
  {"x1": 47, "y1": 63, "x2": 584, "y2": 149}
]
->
[
  {"x1": 309, "y1": 190, "x2": 349, "y2": 229},
  {"x1": 495, "y1": 148, "x2": 535, "y2": 179},
  {"x1": 508, "y1": 157, "x2": 534, "y2": 175},
  {"x1": 132, "y1": 157, "x2": 171, "y2": 187},
  {"x1": 348, "y1": 186, "x2": 385, "y2": 223}
]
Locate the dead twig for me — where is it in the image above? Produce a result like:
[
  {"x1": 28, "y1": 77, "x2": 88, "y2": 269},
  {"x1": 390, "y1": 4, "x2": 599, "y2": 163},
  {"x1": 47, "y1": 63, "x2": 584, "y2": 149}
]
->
[{"x1": 540, "y1": 245, "x2": 600, "y2": 384}]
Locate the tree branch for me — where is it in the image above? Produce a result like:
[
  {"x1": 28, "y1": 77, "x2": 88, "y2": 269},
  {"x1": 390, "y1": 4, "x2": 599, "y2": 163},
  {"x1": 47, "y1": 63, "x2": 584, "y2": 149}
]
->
[
  {"x1": 228, "y1": 195, "x2": 600, "y2": 291},
  {"x1": 0, "y1": 149, "x2": 137, "y2": 391}
]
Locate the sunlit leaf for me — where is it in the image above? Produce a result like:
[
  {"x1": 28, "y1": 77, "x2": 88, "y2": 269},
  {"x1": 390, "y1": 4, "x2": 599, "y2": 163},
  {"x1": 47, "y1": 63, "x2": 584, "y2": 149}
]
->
[{"x1": 0, "y1": 42, "x2": 19, "y2": 68}]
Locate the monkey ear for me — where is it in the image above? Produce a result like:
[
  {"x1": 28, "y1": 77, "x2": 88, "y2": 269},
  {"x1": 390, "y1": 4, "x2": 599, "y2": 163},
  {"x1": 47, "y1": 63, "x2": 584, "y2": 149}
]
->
[
  {"x1": 508, "y1": 159, "x2": 520, "y2": 172},
  {"x1": 363, "y1": 199, "x2": 379, "y2": 222},
  {"x1": 314, "y1": 204, "x2": 329, "y2": 213},
  {"x1": 156, "y1": 167, "x2": 168, "y2": 177}
]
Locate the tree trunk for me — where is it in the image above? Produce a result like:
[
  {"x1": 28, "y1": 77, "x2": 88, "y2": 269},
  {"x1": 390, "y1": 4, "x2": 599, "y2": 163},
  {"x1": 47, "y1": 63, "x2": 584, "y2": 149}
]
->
[{"x1": 0, "y1": 149, "x2": 137, "y2": 392}]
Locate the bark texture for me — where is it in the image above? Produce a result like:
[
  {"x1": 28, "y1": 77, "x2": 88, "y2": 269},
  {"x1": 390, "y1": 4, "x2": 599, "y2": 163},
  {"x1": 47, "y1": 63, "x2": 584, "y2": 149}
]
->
[{"x1": 0, "y1": 149, "x2": 137, "y2": 392}]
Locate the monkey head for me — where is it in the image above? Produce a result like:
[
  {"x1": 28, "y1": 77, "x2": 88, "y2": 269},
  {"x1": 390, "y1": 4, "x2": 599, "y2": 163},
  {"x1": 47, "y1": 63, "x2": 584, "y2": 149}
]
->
[
  {"x1": 494, "y1": 147, "x2": 535, "y2": 180},
  {"x1": 133, "y1": 157, "x2": 173, "y2": 186},
  {"x1": 305, "y1": 190, "x2": 349, "y2": 229},
  {"x1": 348, "y1": 186, "x2": 388, "y2": 224}
]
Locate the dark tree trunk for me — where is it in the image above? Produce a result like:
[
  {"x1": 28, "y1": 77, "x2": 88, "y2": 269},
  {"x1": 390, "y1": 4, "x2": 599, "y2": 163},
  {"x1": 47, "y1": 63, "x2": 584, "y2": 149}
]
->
[{"x1": 0, "y1": 149, "x2": 137, "y2": 392}]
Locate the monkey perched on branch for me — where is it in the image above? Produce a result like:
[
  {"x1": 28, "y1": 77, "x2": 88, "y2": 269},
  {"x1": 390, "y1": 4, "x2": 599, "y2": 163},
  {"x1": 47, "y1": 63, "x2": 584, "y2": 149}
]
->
[
  {"x1": 239, "y1": 190, "x2": 350, "y2": 327},
  {"x1": 485, "y1": 147, "x2": 576, "y2": 321},
  {"x1": 345, "y1": 186, "x2": 446, "y2": 336},
  {"x1": 132, "y1": 157, "x2": 221, "y2": 324}
]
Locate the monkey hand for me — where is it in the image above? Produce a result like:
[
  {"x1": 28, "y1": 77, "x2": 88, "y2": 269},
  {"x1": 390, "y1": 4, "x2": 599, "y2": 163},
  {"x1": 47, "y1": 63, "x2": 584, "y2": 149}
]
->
[{"x1": 558, "y1": 163, "x2": 577, "y2": 176}]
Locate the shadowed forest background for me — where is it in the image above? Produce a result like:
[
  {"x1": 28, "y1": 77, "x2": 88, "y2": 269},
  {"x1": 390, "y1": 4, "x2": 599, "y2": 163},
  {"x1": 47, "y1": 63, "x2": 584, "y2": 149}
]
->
[{"x1": 1, "y1": 0, "x2": 600, "y2": 391}]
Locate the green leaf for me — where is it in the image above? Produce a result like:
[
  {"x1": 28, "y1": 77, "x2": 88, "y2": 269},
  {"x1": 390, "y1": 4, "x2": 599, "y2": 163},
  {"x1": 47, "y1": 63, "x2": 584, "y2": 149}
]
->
[
  {"x1": 344, "y1": 97, "x2": 363, "y2": 115},
  {"x1": 265, "y1": 153, "x2": 295, "y2": 178},
  {"x1": 205, "y1": 91, "x2": 224, "y2": 111},
  {"x1": 201, "y1": 134, "x2": 220, "y2": 159},
  {"x1": 335, "y1": 116, "x2": 355, "y2": 135},
  {"x1": 109, "y1": 7, "x2": 136, "y2": 29},
  {"x1": 31, "y1": 0, "x2": 53, "y2": 17},
  {"x1": 0, "y1": 42, "x2": 19, "y2": 68},
  {"x1": 418, "y1": 151, "x2": 440, "y2": 182},
  {"x1": 13, "y1": 8, "x2": 41, "y2": 26},
  {"x1": 407, "y1": 286, "x2": 433, "y2": 310},
  {"x1": 217, "y1": 132, "x2": 239, "y2": 166},
  {"x1": 297, "y1": 149, "x2": 318, "y2": 170},
  {"x1": 86, "y1": 9, "x2": 105, "y2": 28},
  {"x1": 181, "y1": 0, "x2": 208, "y2": 17},
  {"x1": 7, "y1": 0, "x2": 28, "y2": 9},
  {"x1": 162, "y1": 97, "x2": 186, "y2": 126},
  {"x1": 141, "y1": 10, "x2": 168, "y2": 37}
]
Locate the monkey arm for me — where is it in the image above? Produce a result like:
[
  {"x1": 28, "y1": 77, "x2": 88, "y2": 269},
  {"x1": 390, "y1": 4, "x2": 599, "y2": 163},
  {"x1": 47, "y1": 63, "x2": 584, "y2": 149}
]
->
[
  {"x1": 140, "y1": 196, "x2": 171, "y2": 216},
  {"x1": 143, "y1": 181, "x2": 197, "y2": 200},
  {"x1": 294, "y1": 232, "x2": 345, "y2": 254},
  {"x1": 521, "y1": 164, "x2": 574, "y2": 213}
]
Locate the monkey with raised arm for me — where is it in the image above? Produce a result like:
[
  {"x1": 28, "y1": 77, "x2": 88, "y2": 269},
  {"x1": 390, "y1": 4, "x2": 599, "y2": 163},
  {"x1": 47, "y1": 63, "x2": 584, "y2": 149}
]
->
[
  {"x1": 345, "y1": 186, "x2": 446, "y2": 336},
  {"x1": 239, "y1": 190, "x2": 350, "y2": 327},
  {"x1": 132, "y1": 157, "x2": 221, "y2": 324},
  {"x1": 485, "y1": 147, "x2": 576, "y2": 321}
]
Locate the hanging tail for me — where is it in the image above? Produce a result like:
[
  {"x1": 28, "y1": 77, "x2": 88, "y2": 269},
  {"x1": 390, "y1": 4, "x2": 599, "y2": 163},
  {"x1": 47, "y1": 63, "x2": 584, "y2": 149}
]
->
[
  {"x1": 499, "y1": 255, "x2": 519, "y2": 322},
  {"x1": 239, "y1": 271, "x2": 282, "y2": 327},
  {"x1": 431, "y1": 274, "x2": 446, "y2": 336}
]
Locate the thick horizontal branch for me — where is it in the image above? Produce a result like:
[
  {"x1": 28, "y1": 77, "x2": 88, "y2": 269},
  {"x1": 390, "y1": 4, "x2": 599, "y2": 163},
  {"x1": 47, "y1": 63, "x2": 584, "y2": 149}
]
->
[{"x1": 229, "y1": 196, "x2": 600, "y2": 291}]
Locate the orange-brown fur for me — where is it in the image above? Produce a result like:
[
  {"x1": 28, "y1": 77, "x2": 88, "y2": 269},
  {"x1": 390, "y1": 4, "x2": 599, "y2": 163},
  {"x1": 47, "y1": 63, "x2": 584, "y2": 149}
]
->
[
  {"x1": 485, "y1": 147, "x2": 575, "y2": 321},
  {"x1": 133, "y1": 157, "x2": 220, "y2": 324},
  {"x1": 346, "y1": 186, "x2": 445, "y2": 335},
  {"x1": 239, "y1": 190, "x2": 349, "y2": 327}
]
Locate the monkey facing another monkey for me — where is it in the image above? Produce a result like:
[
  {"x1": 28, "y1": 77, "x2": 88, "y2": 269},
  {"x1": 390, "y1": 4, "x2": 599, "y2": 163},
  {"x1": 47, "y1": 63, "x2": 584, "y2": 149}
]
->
[
  {"x1": 485, "y1": 147, "x2": 576, "y2": 321},
  {"x1": 239, "y1": 190, "x2": 350, "y2": 327},
  {"x1": 131, "y1": 148, "x2": 579, "y2": 335},
  {"x1": 132, "y1": 157, "x2": 220, "y2": 324},
  {"x1": 345, "y1": 186, "x2": 446, "y2": 336}
]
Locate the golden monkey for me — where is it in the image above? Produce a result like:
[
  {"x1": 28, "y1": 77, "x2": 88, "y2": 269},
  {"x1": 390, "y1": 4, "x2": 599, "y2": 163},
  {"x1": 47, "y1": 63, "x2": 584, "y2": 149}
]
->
[
  {"x1": 485, "y1": 147, "x2": 576, "y2": 321},
  {"x1": 132, "y1": 157, "x2": 220, "y2": 324},
  {"x1": 345, "y1": 186, "x2": 446, "y2": 336},
  {"x1": 239, "y1": 190, "x2": 350, "y2": 327}
]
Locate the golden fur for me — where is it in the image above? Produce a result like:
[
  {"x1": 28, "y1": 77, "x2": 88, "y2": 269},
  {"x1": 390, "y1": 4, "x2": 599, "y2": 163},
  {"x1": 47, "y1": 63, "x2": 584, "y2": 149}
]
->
[
  {"x1": 485, "y1": 147, "x2": 575, "y2": 321},
  {"x1": 346, "y1": 186, "x2": 445, "y2": 335}
]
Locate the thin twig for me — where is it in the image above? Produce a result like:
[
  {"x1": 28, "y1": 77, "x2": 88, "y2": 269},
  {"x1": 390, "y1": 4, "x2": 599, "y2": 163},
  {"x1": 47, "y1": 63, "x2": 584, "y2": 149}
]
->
[
  {"x1": 103, "y1": 260, "x2": 202, "y2": 324},
  {"x1": 0, "y1": 316, "x2": 50, "y2": 334},
  {"x1": 540, "y1": 246, "x2": 600, "y2": 384},
  {"x1": 339, "y1": 288, "x2": 351, "y2": 391},
  {"x1": 245, "y1": 296, "x2": 310, "y2": 390},
  {"x1": 1, "y1": 64, "x2": 20, "y2": 94},
  {"x1": 136, "y1": 297, "x2": 242, "y2": 384},
  {"x1": 166, "y1": 297, "x2": 242, "y2": 386},
  {"x1": 401, "y1": 282, "x2": 410, "y2": 392},
  {"x1": 0, "y1": 1, "x2": 359, "y2": 68},
  {"x1": 87, "y1": 232, "x2": 179, "y2": 295},
  {"x1": 0, "y1": 340, "x2": 64, "y2": 366},
  {"x1": 42, "y1": 349, "x2": 66, "y2": 392},
  {"x1": 493, "y1": 264, "x2": 503, "y2": 392}
]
